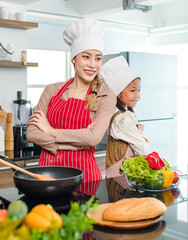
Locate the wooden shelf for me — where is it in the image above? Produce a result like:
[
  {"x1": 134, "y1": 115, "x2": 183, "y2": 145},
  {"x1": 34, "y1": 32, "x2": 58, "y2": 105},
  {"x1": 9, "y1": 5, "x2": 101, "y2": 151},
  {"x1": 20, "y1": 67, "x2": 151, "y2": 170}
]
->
[
  {"x1": 0, "y1": 61, "x2": 38, "y2": 68},
  {"x1": 0, "y1": 19, "x2": 38, "y2": 30}
]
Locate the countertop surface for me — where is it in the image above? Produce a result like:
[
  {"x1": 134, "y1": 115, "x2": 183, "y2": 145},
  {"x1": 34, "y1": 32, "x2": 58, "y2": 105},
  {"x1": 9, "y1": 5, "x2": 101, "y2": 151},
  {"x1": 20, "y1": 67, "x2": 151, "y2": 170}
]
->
[
  {"x1": 0, "y1": 146, "x2": 41, "y2": 161},
  {"x1": 0, "y1": 144, "x2": 107, "y2": 161},
  {"x1": 0, "y1": 174, "x2": 188, "y2": 240}
]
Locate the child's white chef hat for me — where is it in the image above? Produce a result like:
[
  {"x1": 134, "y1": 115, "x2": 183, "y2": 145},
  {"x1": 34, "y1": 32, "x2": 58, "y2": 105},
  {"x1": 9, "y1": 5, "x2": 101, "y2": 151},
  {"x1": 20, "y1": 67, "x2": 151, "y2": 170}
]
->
[
  {"x1": 99, "y1": 56, "x2": 140, "y2": 96},
  {"x1": 63, "y1": 18, "x2": 105, "y2": 60}
]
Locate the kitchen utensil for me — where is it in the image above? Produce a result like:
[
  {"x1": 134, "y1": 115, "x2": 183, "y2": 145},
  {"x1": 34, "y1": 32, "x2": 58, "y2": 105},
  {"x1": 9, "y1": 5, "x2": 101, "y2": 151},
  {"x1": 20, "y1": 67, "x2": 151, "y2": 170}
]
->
[
  {"x1": 5, "y1": 113, "x2": 14, "y2": 151},
  {"x1": 0, "y1": 42, "x2": 14, "y2": 61},
  {"x1": 87, "y1": 203, "x2": 162, "y2": 229},
  {"x1": 0, "y1": 6, "x2": 9, "y2": 19},
  {"x1": 0, "y1": 188, "x2": 83, "y2": 213},
  {"x1": 13, "y1": 91, "x2": 33, "y2": 150},
  {"x1": 92, "y1": 221, "x2": 166, "y2": 240},
  {"x1": 0, "y1": 156, "x2": 54, "y2": 180},
  {"x1": 13, "y1": 91, "x2": 32, "y2": 126},
  {"x1": 15, "y1": 12, "x2": 26, "y2": 21},
  {"x1": 0, "y1": 156, "x2": 83, "y2": 199}
]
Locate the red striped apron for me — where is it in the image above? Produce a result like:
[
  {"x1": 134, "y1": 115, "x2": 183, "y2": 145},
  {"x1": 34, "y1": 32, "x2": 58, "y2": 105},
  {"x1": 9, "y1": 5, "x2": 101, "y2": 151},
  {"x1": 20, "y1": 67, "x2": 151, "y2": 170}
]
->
[{"x1": 39, "y1": 78, "x2": 102, "y2": 184}]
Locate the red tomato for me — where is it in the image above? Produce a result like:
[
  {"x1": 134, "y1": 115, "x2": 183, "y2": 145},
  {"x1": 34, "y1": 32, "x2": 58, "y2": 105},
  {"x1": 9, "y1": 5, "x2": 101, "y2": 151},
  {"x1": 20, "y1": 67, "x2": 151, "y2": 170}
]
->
[
  {"x1": 0, "y1": 209, "x2": 8, "y2": 221},
  {"x1": 172, "y1": 171, "x2": 179, "y2": 184}
]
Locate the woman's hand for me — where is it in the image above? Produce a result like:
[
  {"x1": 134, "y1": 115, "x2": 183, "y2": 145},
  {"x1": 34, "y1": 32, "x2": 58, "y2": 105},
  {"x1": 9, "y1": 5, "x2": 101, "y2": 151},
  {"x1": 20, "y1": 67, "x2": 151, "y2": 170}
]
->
[{"x1": 27, "y1": 110, "x2": 57, "y2": 137}]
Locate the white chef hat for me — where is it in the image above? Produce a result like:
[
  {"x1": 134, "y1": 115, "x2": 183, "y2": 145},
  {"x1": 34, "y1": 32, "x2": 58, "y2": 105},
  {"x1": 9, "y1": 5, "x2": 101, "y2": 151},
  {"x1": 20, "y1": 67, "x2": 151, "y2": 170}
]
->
[
  {"x1": 99, "y1": 56, "x2": 140, "y2": 96},
  {"x1": 63, "y1": 18, "x2": 105, "y2": 60}
]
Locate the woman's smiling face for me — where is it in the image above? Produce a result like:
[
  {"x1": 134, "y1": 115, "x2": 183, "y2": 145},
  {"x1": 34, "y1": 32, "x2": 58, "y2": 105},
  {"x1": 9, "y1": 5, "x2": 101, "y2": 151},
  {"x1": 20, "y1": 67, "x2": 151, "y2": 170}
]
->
[
  {"x1": 118, "y1": 78, "x2": 141, "y2": 108},
  {"x1": 72, "y1": 50, "x2": 102, "y2": 83}
]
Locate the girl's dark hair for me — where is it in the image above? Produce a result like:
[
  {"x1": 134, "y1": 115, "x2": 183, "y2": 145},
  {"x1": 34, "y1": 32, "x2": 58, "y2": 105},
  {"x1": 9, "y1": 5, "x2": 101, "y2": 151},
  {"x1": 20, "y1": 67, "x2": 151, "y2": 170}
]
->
[{"x1": 116, "y1": 97, "x2": 134, "y2": 112}]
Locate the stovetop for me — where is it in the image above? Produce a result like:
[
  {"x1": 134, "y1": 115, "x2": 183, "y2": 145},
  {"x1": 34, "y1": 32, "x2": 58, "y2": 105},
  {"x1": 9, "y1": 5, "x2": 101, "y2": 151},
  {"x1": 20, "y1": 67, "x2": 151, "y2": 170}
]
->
[{"x1": 0, "y1": 187, "x2": 93, "y2": 214}]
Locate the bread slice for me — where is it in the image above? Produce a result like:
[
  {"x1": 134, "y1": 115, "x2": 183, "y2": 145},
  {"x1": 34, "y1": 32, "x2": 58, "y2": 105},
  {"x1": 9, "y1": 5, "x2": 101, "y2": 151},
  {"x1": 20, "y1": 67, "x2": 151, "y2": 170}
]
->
[{"x1": 102, "y1": 197, "x2": 167, "y2": 222}]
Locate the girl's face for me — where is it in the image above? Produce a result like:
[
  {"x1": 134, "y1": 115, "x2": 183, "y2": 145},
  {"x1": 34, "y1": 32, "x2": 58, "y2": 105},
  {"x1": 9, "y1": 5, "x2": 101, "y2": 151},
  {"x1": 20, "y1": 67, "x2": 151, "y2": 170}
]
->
[
  {"x1": 72, "y1": 50, "x2": 102, "y2": 83},
  {"x1": 118, "y1": 78, "x2": 141, "y2": 108}
]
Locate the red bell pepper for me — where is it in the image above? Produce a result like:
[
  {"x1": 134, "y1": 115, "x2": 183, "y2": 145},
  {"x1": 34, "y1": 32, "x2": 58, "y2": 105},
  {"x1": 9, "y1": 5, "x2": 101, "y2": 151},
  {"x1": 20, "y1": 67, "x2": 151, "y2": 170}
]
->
[{"x1": 145, "y1": 152, "x2": 165, "y2": 170}]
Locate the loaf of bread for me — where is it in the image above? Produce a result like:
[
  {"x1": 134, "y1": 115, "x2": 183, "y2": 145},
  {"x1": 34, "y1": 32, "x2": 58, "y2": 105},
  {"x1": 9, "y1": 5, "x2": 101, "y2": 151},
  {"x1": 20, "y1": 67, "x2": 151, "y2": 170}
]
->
[{"x1": 102, "y1": 197, "x2": 167, "y2": 222}]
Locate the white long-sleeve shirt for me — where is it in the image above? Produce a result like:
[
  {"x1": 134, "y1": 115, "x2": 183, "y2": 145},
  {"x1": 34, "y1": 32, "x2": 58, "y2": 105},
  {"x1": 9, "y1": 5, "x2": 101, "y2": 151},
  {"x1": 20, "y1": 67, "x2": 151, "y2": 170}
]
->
[{"x1": 110, "y1": 107, "x2": 150, "y2": 156}]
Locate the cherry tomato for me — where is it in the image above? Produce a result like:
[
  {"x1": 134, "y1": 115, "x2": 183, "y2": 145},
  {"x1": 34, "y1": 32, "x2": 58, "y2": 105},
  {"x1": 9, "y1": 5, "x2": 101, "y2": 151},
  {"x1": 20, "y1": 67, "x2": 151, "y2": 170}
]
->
[
  {"x1": 0, "y1": 209, "x2": 8, "y2": 221},
  {"x1": 172, "y1": 171, "x2": 179, "y2": 184}
]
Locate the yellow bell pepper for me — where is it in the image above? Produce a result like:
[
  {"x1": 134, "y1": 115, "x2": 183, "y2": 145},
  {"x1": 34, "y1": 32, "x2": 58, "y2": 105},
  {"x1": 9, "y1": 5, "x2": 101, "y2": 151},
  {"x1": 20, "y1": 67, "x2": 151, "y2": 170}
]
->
[
  {"x1": 24, "y1": 204, "x2": 63, "y2": 231},
  {"x1": 160, "y1": 168, "x2": 174, "y2": 187},
  {"x1": 161, "y1": 191, "x2": 174, "y2": 205}
]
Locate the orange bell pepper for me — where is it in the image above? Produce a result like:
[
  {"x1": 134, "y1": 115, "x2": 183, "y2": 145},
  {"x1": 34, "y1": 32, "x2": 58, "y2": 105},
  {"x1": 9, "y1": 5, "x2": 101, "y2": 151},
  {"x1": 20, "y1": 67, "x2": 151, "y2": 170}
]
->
[
  {"x1": 160, "y1": 168, "x2": 174, "y2": 187},
  {"x1": 24, "y1": 204, "x2": 62, "y2": 231}
]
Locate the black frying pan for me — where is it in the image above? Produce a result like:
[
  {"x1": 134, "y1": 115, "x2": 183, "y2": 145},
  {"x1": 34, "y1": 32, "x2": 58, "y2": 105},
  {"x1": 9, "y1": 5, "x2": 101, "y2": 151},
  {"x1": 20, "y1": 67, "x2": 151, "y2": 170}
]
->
[{"x1": 0, "y1": 155, "x2": 83, "y2": 199}]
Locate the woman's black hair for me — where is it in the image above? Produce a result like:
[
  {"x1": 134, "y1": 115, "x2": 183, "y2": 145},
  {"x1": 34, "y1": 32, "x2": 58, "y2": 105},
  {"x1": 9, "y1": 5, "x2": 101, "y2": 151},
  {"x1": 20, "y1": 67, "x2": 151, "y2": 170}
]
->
[{"x1": 116, "y1": 97, "x2": 134, "y2": 112}]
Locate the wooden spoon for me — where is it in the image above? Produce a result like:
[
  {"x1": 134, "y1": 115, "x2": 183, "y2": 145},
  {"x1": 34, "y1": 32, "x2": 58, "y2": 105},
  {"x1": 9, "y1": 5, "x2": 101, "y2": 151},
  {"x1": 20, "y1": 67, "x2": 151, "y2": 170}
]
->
[{"x1": 0, "y1": 158, "x2": 55, "y2": 181}]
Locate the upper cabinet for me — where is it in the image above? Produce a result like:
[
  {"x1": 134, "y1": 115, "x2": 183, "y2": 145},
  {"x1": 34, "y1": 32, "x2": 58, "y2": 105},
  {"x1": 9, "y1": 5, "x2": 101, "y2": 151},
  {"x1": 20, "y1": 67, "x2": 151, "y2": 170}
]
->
[{"x1": 0, "y1": 19, "x2": 38, "y2": 30}]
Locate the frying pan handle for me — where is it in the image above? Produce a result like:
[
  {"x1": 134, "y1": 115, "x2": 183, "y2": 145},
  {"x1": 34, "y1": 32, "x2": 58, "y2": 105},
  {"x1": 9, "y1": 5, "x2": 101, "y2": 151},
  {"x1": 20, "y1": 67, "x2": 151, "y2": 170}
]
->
[{"x1": 0, "y1": 155, "x2": 21, "y2": 172}]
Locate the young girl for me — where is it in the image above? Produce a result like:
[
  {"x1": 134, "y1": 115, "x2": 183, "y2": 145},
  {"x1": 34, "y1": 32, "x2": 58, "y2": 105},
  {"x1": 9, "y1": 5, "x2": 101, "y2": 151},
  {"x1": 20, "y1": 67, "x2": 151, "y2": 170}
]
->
[
  {"x1": 99, "y1": 56, "x2": 150, "y2": 177},
  {"x1": 26, "y1": 18, "x2": 116, "y2": 184}
]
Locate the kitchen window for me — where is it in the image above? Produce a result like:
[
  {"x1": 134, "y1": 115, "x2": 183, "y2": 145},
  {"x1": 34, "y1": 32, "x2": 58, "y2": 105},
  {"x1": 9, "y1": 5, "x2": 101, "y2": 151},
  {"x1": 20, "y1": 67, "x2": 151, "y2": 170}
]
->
[{"x1": 27, "y1": 49, "x2": 74, "y2": 107}]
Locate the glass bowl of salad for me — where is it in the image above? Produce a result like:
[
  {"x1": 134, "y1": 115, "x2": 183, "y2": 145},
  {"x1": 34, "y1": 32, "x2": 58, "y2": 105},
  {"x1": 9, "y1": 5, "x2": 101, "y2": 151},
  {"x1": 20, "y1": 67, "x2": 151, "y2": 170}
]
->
[
  {"x1": 119, "y1": 154, "x2": 182, "y2": 192},
  {"x1": 124, "y1": 169, "x2": 182, "y2": 192}
]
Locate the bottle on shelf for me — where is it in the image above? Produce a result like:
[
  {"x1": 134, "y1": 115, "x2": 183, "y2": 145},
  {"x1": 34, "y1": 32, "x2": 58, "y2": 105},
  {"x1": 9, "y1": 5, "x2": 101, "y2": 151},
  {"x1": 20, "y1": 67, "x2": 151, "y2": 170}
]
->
[{"x1": 5, "y1": 113, "x2": 14, "y2": 151}]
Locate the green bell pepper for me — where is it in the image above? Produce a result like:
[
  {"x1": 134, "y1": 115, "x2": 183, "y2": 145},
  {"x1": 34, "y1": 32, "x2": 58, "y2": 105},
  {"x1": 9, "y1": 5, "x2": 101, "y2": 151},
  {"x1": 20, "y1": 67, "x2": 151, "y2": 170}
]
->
[{"x1": 144, "y1": 170, "x2": 164, "y2": 188}]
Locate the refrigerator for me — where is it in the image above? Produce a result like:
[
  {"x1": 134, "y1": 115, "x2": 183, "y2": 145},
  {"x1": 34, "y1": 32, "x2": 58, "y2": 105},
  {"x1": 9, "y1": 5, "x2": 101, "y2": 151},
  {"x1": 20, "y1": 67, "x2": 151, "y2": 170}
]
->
[{"x1": 97, "y1": 51, "x2": 178, "y2": 166}]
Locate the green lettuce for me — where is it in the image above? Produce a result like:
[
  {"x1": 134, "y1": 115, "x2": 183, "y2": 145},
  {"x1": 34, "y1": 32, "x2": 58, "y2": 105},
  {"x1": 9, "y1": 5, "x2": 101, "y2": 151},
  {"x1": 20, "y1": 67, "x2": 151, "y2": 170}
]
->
[{"x1": 119, "y1": 156, "x2": 153, "y2": 183}]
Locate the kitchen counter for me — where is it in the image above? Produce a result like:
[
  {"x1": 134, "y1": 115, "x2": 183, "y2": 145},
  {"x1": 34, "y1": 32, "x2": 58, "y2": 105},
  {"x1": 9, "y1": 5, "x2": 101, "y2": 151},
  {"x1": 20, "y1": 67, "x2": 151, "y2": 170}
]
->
[
  {"x1": 0, "y1": 145, "x2": 41, "y2": 162},
  {"x1": 0, "y1": 145, "x2": 107, "y2": 189},
  {"x1": 0, "y1": 143, "x2": 107, "y2": 162},
  {"x1": 0, "y1": 174, "x2": 188, "y2": 239}
]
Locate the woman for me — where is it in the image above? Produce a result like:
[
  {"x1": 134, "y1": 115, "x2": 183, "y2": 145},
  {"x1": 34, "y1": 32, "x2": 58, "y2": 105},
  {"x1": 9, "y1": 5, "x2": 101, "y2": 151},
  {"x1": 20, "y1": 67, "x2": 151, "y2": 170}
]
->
[
  {"x1": 99, "y1": 56, "x2": 150, "y2": 177},
  {"x1": 26, "y1": 18, "x2": 116, "y2": 183}
]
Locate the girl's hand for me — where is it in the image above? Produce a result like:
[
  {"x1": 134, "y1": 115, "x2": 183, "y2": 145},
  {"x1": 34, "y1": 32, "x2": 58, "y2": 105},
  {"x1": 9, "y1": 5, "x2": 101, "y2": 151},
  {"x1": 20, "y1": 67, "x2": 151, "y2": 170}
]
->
[
  {"x1": 28, "y1": 110, "x2": 57, "y2": 136},
  {"x1": 87, "y1": 119, "x2": 97, "y2": 130}
]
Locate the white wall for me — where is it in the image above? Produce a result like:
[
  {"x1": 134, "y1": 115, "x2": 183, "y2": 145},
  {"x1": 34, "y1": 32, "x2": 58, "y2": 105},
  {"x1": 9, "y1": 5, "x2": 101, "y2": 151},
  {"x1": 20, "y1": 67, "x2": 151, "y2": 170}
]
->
[
  {"x1": 0, "y1": 1, "x2": 27, "y2": 115},
  {"x1": 1, "y1": 0, "x2": 188, "y2": 117},
  {"x1": 0, "y1": 1, "x2": 149, "y2": 118},
  {"x1": 27, "y1": 20, "x2": 148, "y2": 54},
  {"x1": 28, "y1": 0, "x2": 80, "y2": 17}
]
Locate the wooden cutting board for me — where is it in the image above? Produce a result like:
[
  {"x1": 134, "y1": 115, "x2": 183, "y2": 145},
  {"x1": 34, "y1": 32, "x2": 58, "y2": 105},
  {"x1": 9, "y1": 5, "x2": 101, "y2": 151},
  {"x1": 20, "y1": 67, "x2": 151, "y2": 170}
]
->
[{"x1": 87, "y1": 203, "x2": 162, "y2": 230}]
